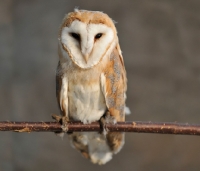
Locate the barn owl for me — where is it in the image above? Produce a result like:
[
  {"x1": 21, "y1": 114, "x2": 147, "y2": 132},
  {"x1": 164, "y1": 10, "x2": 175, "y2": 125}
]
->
[{"x1": 53, "y1": 9, "x2": 130, "y2": 165}]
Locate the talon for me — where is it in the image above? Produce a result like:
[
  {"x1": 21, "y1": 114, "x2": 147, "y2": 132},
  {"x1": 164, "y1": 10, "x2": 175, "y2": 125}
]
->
[
  {"x1": 99, "y1": 111, "x2": 117, "y2": 135},
  {"x1": 61, "y1": 116, "x2": 69, "y2": 132},
  {"x1": 100, "y1": 117, "x2": 109, "y2": 135},
  {"x1": 52, "y1": 114, "x2": 69, "y2": 133},
  {"x1": 52, "y1": 114, "x2": 62, "y2": 123}
]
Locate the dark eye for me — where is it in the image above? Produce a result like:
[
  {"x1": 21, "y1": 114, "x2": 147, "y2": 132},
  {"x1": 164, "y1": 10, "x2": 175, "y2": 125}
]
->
[
  {"x1": 70, "y1": 33, "x2": 80, "y2": 41},
  {"x1": 95, "y1": 33, "x2": 103, "y2": 39}
]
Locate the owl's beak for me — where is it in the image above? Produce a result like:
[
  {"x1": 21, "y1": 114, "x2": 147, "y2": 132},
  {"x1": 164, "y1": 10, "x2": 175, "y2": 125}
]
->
[
  {"x1": 81, "y1": 45, "x2": 92, "y2": 64},
  {"x1": 84, "y1": 54, "x2": 89, "y2": 63}
]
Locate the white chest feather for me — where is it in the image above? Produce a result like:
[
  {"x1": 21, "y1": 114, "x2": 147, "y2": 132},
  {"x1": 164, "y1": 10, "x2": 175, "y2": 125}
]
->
[{"x1": 68, "y1": 76, "x2": 107, "y2": 123}]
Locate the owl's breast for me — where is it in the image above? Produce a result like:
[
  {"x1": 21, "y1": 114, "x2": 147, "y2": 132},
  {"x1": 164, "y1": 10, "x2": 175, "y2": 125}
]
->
[{"x1": 67, "y1": 74, "x2": 107, "y2": 124}]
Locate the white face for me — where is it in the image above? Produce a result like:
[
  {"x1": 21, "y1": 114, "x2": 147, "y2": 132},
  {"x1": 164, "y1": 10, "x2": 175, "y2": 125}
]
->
[{"x1": 61, "y1": 20, "x2": 114, "y2": 68}]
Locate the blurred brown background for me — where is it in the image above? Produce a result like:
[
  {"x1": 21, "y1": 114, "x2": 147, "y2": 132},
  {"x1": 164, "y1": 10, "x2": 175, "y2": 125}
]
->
[{"x1": 1, "y1": 0, "x2": 200, "y2": 170}]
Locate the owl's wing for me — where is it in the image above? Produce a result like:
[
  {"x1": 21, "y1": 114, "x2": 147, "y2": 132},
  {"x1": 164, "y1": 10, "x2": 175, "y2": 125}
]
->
[
  {"x1": 56, "y1": 62, "x2": 62, "y2": 110},
  {"x1": 101, "y1": 45, "x2": 127, "y2": 122},
  {"x1": 100, "y1": 45, "x2": 126, "y2": 153},
  {"x1": 56, "y1": 62, "x2": 68, "y2": 116}
]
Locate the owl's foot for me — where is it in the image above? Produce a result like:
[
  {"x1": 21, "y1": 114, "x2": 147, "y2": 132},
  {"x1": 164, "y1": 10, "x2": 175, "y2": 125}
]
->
[
  {"x1": 52, "y1": 114, "x2": 69, "y2": 137},
  {"x1": 100, "y1": 111, "x2": 117, "y2": 136}
]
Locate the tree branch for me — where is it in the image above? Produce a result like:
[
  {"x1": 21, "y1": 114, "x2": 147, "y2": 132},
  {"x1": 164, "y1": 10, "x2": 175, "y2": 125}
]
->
[{"x1": 0, "y1": 121, "x2": 200, "y2": 136}]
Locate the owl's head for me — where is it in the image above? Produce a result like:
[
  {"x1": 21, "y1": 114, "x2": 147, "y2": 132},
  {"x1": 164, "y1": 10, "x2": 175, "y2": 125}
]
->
[{"x1": 59, "y1": 9, "x2": 118, "y2": 69}]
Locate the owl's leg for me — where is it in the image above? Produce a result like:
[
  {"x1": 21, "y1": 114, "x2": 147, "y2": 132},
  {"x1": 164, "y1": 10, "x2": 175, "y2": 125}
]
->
[
  {"x1": 99, "y1": 111, "x2": 117, "y2": 135},
  {"x1": 52, "y1": 114, "x2": 69, "y2": 137}
]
